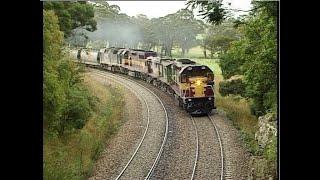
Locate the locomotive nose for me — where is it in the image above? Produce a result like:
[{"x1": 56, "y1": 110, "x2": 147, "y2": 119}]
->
[{"x1": 196, "y1": 79, "x2": 202, "y2": 86}]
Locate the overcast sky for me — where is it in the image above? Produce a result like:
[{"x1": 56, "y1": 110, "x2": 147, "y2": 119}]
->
[{"x1": 107, "y1": 0, "x2": 253, "y2": 19}]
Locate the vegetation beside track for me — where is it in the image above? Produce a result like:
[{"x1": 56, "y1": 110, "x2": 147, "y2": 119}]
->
[
  {"x1": 192, "y1": 57, "x2": 276, "y2": 179},
  {"x1": 44, "y1": 9, "x2": 125, "y2": 179},
  {"x1": 43, "y1": 1, "x2": 277, "y2": 179},
  {"x1": 44, "y1": 74, "x2": 125, "y2": 179},
  {"x1": 172, "y1": 2, "x2": 277, "y2": 178}
]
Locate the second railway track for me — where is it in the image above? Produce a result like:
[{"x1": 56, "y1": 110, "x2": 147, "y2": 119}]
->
[
  {"x1": 91, "y1": 68, "x2": 238, "y2": 180},
  {"x1": 190, "y1": 115, "x2": 225, "y2": 180},
  {"x1": 91, "y1": 69, "x2": 168, "y2": 180}
]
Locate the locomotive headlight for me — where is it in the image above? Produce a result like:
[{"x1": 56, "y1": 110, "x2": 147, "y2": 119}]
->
[{"x1": 196, "y1": 79, "x2": 201, "y2": 86}]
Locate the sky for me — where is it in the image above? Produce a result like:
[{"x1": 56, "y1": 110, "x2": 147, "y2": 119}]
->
[{"x1": 106, "y1": 0, "x2": 253, "y2": 19}]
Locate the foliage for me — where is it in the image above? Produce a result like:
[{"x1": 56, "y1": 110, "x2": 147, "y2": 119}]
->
[
  {"x1": 77, "y1": 2, "x2": 205, "y2": 56},
  {"x1": 219, "y1": 2, "x2": 277, "y2": 116},
  {"x1": 205, "y1": 34, "x2": 235, "y2": 57},
  {"x1": 43, "y1": 10, "x2": 66, "y2": 133},
  {"x1": 149, "y1": 9, "x2": 203, "y2": 56},
  {"x1": 44, "y1": 77, "x2": 125, "y2": 180},
  {"x1": 44, "y1": 8, "x2": 125, "y2": 179},
  {"x1": 43, "y1": 10, "x2": 96, "y2": 136},
  {"x1": 199, "y1": 20, "x2": 240, "y2": 58},
  {"x1": 44, "y1": 1, "x2": 97, "y2": 37},
  {"x1": 170, "y1": 9, "x2": 205, "y2": 57},
  {"x1": 219, "y1": 40, "x2": 245, "y2": 79},
  {"x1": 187, "y1": 0, "x2": 227, "y2": 25},
  {"x1": 219, "y1": 79, "x2": 246, "y2": 97},
  {"x1": 187, "y1": 0, "x2": 278, "y2": 24}
]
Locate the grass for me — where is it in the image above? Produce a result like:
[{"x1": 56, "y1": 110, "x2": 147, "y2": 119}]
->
[
  {"x1": 172, "y1": 46, "x2": 209, "y2": 58},
  {"x1": 44, "y1": 73, "x2": 125, "y2": 180}
]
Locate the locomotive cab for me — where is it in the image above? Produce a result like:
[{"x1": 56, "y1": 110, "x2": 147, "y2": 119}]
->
[{"x1": 177, "y1": 64, "x2": 216, "y2": 114}]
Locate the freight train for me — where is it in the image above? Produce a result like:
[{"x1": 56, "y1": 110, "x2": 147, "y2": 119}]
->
[{"x1": 70, "y1": 47, "x2": 216, "y2": 114}]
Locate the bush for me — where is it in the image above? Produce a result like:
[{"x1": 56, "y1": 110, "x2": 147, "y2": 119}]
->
[
  {"x1": 63, "y1": 85, "x2": 97, "y2": 130},
  {"x1": 219, "y1": 79, "x2": 246, "y2": 97},
  {"x1": 217, "y1": 5, "x2": 277, "y2": 117},
  {"x1": 44, "y1": 10, "x2": 97, "y2": 136},
  {"x1": 44, "y1": 75, "x2": 125, "y2": 180}
]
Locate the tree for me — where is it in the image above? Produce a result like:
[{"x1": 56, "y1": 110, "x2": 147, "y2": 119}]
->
[
  {"x1": 147, "y1": 9, "x2": 204, "y2": 57},
  {"x1": 219, "y1": 2, "x2": 277, "y2": 116},
  {"x1": 44, "y1": 2, "x2": 97, "y2": 37},
  {"x1": 187, "y1": 0, "x2": 278, "y2": 25},
  {"x1": 173, "y1": 9, "x2": 205, "y2": 57},
  {"x1": 132, "y1": 14, "x2": 156, "y2": 50},
  {"x1": 44, "y1": 10, "x2": 96, "y2": 136},
  {"x1": 43, "y1": 10, "x2": 66, "y2": 133},
  {"x1": 186, "y1": 0, "x2": 227, "y2": 25},
  {"x1": 202, "y1": 21, "x2": 240, "y2": 58}
]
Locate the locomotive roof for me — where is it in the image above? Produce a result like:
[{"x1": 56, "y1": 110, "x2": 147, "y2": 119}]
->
[
  {"x1": 174, "y1": 58, "x2": 198, "y2": 68},
  {"x1": 176, "y1": 58, "x2": 196, "y2": 64},
  {"x1": 130, "y1": 48, "x2": 156, "y2": 53},
  {"x1": 178, "y1": 64, "x2": 213, "y2": 74}
]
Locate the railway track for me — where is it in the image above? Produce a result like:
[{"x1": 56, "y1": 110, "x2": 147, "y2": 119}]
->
[
  {"x1": 103, "y1": 71, "x2": 228, "y2": 180},
  {"x1": 90, "y1": 68, "x2": 234, "y2": 180},
  {"x1": 91, "y1": 69, "x2": 168, "y2": 180},
  {"x1": 208, "y1": 115, "x2": 224, "y2": 180},
  {"x1": 190, "y1": 116, "x2": 199, "y2": 180},
  {"x1": 191, "y1": 115, "x2": 226, "y2": 180}
]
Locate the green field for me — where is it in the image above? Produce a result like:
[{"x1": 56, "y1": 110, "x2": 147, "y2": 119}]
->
[{"x1": 172, "y1": 46, "x2": 206, "y2": 58}]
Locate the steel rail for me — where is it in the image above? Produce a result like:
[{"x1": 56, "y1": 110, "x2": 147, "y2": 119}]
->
[
  {"x1": 91, "y1": 69, "x2": 169, "y2": 180},
  {"x1": 190, "y1": 116, "x2": 199, "y2": 180},
  {"x1": 207, "y1": 115, "x2": 224, "y2": 180},
  {"x1": 90, "y1": 71, "x2": 151, "y2": 180}
]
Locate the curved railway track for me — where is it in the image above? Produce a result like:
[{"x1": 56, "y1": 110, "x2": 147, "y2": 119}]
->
[
  {"x1": 90, "y1": 68, "x2": 233, "y2": 180},
  {"x1": 208, "y1": 115, "x2": 224, "y2": 180},
  {"x1": 190, "y1": 116, "x2": 199, "y2": 180},
  {"x1": 91, "y1": 69, "x2": 169, "y2": 180},
  {"x1": 191, "y1": 115, "x2": 225, "y2": 180},
  {"x1": 104, "y1": 72, "x2": 225, "y2": 180}
]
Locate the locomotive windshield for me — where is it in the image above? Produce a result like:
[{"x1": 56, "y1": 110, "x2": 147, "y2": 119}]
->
[
  {"x1": 180, "y1": 66, "x2": 214, "y2": 83},
  {"x1": 184, "y1": 66, "x2": 213, "y2": 77},
  {"x1": 145, "y1": 52, "x2": 157, "y2": 57}
]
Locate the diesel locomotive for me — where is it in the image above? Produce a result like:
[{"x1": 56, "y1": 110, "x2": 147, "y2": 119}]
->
[{"x1": 70, "y1": 47, "x2": 216, "y2": 114}]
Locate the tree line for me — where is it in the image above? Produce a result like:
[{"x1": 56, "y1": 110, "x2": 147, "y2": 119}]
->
[
  {"x1": 44, "y1": 1, "x2": 277, "y2": 118},
  {"x1": 47, "y1": 1, "x2": 208, "y2": 57}
]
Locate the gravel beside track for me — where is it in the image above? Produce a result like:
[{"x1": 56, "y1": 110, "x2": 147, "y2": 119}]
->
[
  {"x1": 124, "y1": 78, "x2": 197, "y2": 180},
  {"x1": 192, "y1": 116, "x2": 221, "y2": 180},
  {"x1": 91, "y1": 70, "x2": 168, "y2": 180},
  {"x1": 87, "y1": 72, "x2": 146, "y2": 180},
  {"x1": 121, "y1": 76, "x2": 250, "y2": 180},
  {"x1": 209, "y1": 113, "x2": 250, "y2": 180},
  {"x1": 86, "y1": 68, "x2": 250, "y2": 180}
]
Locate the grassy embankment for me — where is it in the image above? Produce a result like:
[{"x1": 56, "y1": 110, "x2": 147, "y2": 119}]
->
[
  {"x1": 173, "y1": 46, "x2": 259, "y2": 153},
  {"x1": 44, "y1": 73, "x2": 125, "y2": 179}
]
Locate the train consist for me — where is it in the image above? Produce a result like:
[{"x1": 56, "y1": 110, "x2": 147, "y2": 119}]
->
[{"x1": 70, "y1": 47, "x2": 216, "y2": 114}]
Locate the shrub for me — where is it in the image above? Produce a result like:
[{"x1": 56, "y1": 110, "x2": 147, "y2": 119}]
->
[
  {"x1": 219, "y1": 79, "x2": 246, "y2": 97},
  {"x1": 44, "y1": 10, "x2": 97, "y2": 136}
]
